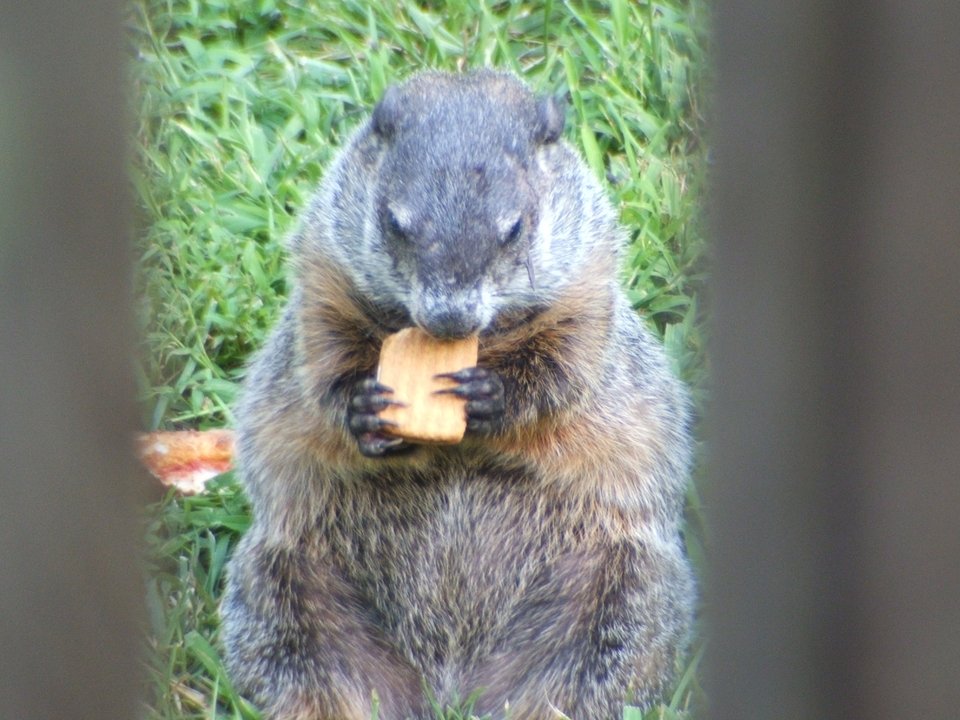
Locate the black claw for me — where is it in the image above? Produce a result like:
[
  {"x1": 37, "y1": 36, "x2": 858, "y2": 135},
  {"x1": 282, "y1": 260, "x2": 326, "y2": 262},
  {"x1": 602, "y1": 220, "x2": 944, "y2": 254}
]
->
[
  {"x1": 348, "y1": 413, "x2": 399, "y2": 434},
  {"x1": 435, "y1": 379, "x2": 497, "y2": 400},
  {"x1": 357, "y1": 378, "x2": 395, "y2": 394},
  {"x1": 350, "y1": 379, "x2": 405, "y2": 412},
  {"x1": 357, "y1": 432, "x2": 408, "y2": 458},
  {"x1": 350, "y1": 393, "x2": 406, "y2": 413},
  {"x1": 435, "y1": 367, "x2": 492, "y2": 383}
]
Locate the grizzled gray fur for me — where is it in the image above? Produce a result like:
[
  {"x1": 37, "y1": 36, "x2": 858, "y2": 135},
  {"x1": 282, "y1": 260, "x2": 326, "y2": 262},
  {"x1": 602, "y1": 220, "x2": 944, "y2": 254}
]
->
[{"x1": 220, "y1": 69, "x2": 694, "y2": 720}]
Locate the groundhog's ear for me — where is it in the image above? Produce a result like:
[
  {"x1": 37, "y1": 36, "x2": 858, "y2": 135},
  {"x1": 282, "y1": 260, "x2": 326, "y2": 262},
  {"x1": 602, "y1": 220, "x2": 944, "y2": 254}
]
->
[
  {"x1": 372, "y1": 85, "x2": 403, "y2": 140},
  {"x1": 535, "y1": 94, "x2": 566, "y2": 145}
]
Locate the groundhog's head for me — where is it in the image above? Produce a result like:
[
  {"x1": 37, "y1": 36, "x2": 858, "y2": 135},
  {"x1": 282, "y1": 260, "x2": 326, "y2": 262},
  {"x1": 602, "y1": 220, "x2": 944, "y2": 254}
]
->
[{"x1": 369, "y1": 70, "x2": 565, "y2": 339}]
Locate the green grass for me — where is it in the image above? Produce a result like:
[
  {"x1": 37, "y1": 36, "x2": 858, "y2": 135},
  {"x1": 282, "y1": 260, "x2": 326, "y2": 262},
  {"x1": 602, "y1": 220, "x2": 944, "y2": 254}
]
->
[{"x1": 131, "y1": 1, "x2": 709, "y2": 718}]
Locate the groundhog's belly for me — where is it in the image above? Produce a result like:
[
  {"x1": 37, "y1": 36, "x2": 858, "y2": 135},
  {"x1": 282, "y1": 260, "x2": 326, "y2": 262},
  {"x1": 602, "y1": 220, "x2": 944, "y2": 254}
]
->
[{"x1": 332, "y1": 462, "x2": 562, "y2": 668}]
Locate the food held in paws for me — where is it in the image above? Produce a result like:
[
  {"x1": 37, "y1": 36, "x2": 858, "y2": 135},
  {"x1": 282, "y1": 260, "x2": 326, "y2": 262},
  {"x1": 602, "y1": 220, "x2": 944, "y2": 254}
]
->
[{"x1": 376, "y1": 327, "x2": 479, "y2": 444}]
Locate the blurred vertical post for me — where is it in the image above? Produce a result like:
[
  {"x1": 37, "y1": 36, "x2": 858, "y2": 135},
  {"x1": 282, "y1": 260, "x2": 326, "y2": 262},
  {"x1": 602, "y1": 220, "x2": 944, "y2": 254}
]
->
[
  {"x1": 0, "y1": 2, "x2": 144, "y2": 719},
  {"x1": 709, "y1": 1, "x2": 960, "y2": 719}
]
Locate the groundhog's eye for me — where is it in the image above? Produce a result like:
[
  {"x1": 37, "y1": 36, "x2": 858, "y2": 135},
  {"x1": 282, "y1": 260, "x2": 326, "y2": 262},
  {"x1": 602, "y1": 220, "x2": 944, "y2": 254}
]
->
[
  {"x1": 501, "y1": 217, "x2": 523, "y2": 247},
  {"x1": 385, "y1": 206, "x2": 410, "y2": 243}
]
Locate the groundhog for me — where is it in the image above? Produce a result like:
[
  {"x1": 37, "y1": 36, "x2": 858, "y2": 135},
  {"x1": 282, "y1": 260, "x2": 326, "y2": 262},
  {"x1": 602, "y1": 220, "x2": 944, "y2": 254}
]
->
[{"x1": 220, "y1": 69, "x2": 694, "y2": 720}]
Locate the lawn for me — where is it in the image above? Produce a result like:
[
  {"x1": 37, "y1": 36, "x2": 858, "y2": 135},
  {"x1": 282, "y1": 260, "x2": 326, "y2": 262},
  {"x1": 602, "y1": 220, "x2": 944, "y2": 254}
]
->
[{"x1": 130, "y1": 1, "x2": 709, "y2": 718}]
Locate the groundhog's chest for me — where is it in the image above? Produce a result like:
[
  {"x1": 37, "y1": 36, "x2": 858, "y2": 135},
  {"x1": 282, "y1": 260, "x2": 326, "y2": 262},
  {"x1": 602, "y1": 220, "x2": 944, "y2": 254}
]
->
[{"x1": 325, "y1": 462, "x2": 572, "y2": 659}]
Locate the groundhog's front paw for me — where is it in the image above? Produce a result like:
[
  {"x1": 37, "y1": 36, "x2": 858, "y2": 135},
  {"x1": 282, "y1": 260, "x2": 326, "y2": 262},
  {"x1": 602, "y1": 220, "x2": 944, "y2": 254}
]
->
[
  {"x1": 347, "y1": 378, "x2": 413, "y2": 457},
  {"x1": 435, "y1": 367, "x2": 506, "y2": 435}
]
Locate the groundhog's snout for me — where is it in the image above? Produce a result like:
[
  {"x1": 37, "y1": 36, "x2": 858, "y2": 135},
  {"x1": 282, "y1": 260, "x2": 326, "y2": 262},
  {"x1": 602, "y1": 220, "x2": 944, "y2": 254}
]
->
[
  {"x1": 413, "y1": 284, "x2": 490, "y2": 339},
  {"x1": 418, "y1": 307, "x2": 482, "y2": 340}
]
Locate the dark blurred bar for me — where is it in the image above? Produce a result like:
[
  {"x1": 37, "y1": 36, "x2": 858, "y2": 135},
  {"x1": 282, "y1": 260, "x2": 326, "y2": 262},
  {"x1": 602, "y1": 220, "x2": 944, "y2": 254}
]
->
[
  {"x1": 709, "y1": 2, "x2": 960, "y2": 719},
  {"x1": 0, "y1": 2, "x2": 144, "y2": 719}
]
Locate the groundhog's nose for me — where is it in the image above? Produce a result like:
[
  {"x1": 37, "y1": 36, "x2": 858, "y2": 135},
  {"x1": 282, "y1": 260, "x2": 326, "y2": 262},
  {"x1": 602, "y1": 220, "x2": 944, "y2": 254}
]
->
[{"x1": 419, "y1": 309, "x2": 481, "y2": 340}]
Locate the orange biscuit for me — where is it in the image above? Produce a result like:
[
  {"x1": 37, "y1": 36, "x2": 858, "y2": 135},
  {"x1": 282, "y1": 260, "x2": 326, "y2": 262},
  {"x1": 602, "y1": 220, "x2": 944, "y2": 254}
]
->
[{"x1": 376, "y1": 328, "x2": 479, "y2": 444}]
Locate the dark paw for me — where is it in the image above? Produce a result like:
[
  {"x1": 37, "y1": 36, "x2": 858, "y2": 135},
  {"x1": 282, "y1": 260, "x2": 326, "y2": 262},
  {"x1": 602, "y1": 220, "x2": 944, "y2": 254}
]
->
[
  {"x1": 435, "y1": 366, "x2": 506, "y2": 435},
  {"x1": 347, "y1": 378, "x2": 411, "y2": 457}
]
